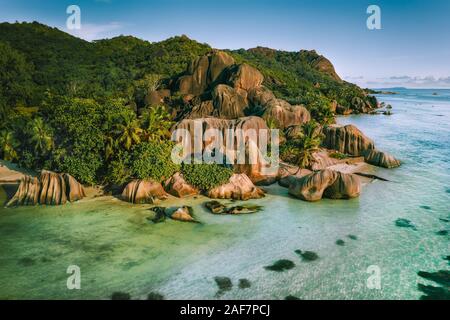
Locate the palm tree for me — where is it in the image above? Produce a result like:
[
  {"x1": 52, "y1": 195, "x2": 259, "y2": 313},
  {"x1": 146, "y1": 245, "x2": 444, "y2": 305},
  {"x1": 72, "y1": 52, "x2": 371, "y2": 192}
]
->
[
  {"x1": 29, "y1": 117, "x2": 53, "y2": 154},
  {"x1": 115, "y1": 113, "x2": 143, "y2": 150},
  {"x1": 140, "y1": 105, "x2": 173, "y2": 141},
  {"x1": 105, "y1": 135, "x2": 117, "y2": 160},
  {"x1": 295, "y1": 120, "x2": 323, "y2": 170},
  {"x1": 0, "y1": 130, "x2": 18, "y2": 161}
]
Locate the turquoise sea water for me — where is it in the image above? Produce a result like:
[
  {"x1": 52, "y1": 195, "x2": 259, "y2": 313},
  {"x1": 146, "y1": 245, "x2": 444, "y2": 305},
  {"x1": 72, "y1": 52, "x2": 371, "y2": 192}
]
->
[{"x1": 0, "y1": 89, "x2": 448, "y2": 300}]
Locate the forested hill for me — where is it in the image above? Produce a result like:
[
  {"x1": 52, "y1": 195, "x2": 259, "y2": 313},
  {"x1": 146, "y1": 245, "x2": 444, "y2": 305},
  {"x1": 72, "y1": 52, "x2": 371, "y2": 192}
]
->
[{"x1": 0, "y1": 21, "x2": 373, "y2": 112}]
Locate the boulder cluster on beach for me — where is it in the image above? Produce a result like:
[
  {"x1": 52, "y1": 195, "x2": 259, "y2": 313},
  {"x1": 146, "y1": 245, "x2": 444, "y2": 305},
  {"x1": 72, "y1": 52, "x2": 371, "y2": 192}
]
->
[{"x1": 3, "y1": 50, "x2": 401, "y2": 211}]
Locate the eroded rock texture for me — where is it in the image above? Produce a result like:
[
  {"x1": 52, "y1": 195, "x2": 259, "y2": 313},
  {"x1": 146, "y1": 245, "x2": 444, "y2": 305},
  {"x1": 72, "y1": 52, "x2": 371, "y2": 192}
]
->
[
  {"x1": 6, "y1": 170, "x2": 85, "y2": 207},
  {"x1": 122, "y1": 180, "x2": 168, "y2": 204},
  {"x1": 288, "y1": 169, "x2": 361, "y2": 202},
  {"x1": 164, "y1": 172, "x2": 199, "y2": 198},
  {"x1": 207, "y1": 174, "x2": 266, "y2": 200},
  {"x1": 363, "y1": 150, "x2": 401, "y2": 168},
  {"x1": 173, "y1": 116, "x2": 278, "y2": 184},
  {"x1": 322, "y1": 124, "x2": 375, "y2": 156}
]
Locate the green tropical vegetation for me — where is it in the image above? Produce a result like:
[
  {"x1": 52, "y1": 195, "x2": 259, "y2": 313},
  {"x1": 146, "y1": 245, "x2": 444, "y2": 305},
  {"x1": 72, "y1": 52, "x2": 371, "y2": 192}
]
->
[
  {"x1": 0, "y1": 21, "x2": 377, "y2": 186},
  {"x1": 181, "y1": 163, "x2": 234, "y2": 191},
  {"x1": 280, "y1": 120, "x2": 324, "y2": 169}
]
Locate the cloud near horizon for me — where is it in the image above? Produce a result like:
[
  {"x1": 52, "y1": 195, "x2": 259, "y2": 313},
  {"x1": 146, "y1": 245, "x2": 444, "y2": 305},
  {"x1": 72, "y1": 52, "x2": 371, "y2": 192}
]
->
[{"x1": 344, "y1": 75, "x2": 450, "y2": 89}]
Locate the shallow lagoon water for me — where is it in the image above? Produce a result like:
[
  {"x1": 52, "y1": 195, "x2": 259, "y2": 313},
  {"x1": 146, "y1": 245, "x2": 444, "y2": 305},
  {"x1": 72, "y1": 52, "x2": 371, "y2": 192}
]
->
[{"x1": 0, "y1": 89, "x2": 449, "y2": 300}]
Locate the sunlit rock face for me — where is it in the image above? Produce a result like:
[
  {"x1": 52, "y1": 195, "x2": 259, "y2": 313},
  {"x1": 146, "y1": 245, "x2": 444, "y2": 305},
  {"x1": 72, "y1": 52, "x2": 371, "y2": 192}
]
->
[
  {"x1": 174, "y1": 50, "x2": 311, "y2": 129},
  {"x1": 121, "y1": 180, "x2": 168, "y2": 204},
  {"x1": 6, "y1": 170, "x2": 85, "y2": 207},
  {"x1": 322, "y1": 124, "x2": 375, "y2": 156},
  {"x1": 172, "y1": 116, "x2": 278, "y2": 184},
  {"x1": 207, "y1": 173, "x2": 265, "y2": 200},
  {"x1": 288, "y1": 169, "x2": 361, "y2": 202},
  {"x1": 363, "y1": 150, "x2": 401, "y2": 168},
  {"x1": 164, "y1": 172, "x2": 199, "y2": 198}
]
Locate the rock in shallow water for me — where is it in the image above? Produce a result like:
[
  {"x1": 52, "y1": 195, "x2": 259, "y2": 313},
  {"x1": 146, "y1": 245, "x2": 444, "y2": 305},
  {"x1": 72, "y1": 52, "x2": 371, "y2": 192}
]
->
[
  {"x1": 395, "y1": 218, "x2": 417, "y2": 230},
  {"x1": 295, "y1": 250, "x2": 319, "y2": 262},
  {"x1": 204, "y1": 200, "x2": 262, "y2": 215},
  {"x1": 170, "y1": 206, "x2": 198, "y2": 223},
  {"x1": 288, "y1": 169, "x2": 361, "y2": 202},
  {"x1": 363, "y1": 149, "x2": 401, "y2": 168},
  {"x1": 111, "y1": 292, "x2": 131, "y2": 300},
  {"x1": 147, "y1": 292, "x2": 164, "y2": 300},
  {"x1": 238, "y1": 279, "x2": 251, "y2": 289},
  {"x1": 264, "y1": 259, "x2": 295, "y2": 272}
]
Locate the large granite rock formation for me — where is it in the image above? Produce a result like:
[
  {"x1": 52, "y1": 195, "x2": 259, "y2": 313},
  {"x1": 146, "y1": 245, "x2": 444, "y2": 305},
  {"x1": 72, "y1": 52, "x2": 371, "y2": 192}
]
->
[
  {"x1": 262, "y1": 100, "x2": 311, "y2": 128},
  {"x1": 212, "y1": 84, "x2": 248, "y2": 119},
  {"x1": 322, "y1": 124, "x2": 375, "y2": 156},
  {"x1": 177, "y1": 50, "x2": 235, "y2": 96},
  {"x1": 174, "y1": 50, "x2": 311, "y2": 129},
  {"x1": 288, "y1": 169, "x2": 361, "y2": 202},
  {"x1": 6, "y1": 170, "x2": 85, "y2": 207},
  {"x1": 122, "y1": 180, "x2": 168, "y2": 204},
  {"x1": 173, "y1": 116, "x2": 278, "y2": 184},
  {"x1": 164, "y1": 172, "x2": 199, "y2": 198},
  {"x1": 363, "y1": 150, "x2": 401, "y2": 168},
  {"x1": 226, "y1": 63, "x2": 264, "y2": 91},
  {"x1": 207, "y1": 173, "x2": 265, "y2": 200}
]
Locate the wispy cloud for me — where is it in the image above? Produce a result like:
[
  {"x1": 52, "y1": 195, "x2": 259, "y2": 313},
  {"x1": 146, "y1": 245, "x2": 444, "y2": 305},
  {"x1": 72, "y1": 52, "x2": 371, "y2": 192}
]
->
[
  {"x1": 66, "y1": 22, "x2": 123, "y2": 41},
  {"x1": 345, "y1": 75, "x2": 450, "y2": 89}
]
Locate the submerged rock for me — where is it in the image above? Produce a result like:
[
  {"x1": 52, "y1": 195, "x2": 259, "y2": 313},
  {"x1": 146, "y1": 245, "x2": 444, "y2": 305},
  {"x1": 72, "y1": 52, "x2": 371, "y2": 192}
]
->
[
  {"x1": 6, "y1": 170, "x2": 85, "y2": 207},
  {"x1": 204, "y1": 200, "x2": 262, "y2": 215},
  {"x1": 336, "y1": 239, "x2": 345, "y2": 246},
  {"x1": 435, "y1": 230, "x2": 448, "y2": 236},
  {"x1": 295, "y1": 250, "x2": 319, "y2": 262},
  {"x1": 214, "y1": 276, "x2": 233, "y2": 296},
  {"x1": 204, "y1": 200, "x2": 227, "y2": 214},
  {"x1": 285, "y1": 295, "x2": 301, "y2": 300},
  {"x1": 164, "y1": 173, "x2": 199, "y2": 198},
  {"x1": 347, "y1": 234, "x2": 358, "y2": 240},
  {"x1": 363, "y1": 150, "x2": 401, "y2": 168},
  {"x1": 207, "y1": 174, "x2": 265, "y2": 200},
  {"x1": 420, "y1": 205, "x2": 432, "y2": 210},
  {"x1": 111, "y1": 292, "x2": 131, "y2": 300},
  {"x1": 238, "y1": 279, "x2": 251, "y2": 289},
  {"x1": 122, "y1": 180, "x2": 168, "y2": 204},
  {"x1": 150, "y1": 206, "x2": 199, "y2": 223},
  {"x1": 288, "y1": 170, "x2": 361, "y2": 202},
  {"x1": 418, "y1": 284, "x2": 450, "y2": 300},
  {"x1": 264, "y1": 259, "x2": 295, "y2": 272},
  {"x1": 147, "y1": 292, "x2": 165, "y2": 300},
  {"x1": 395, "y1": 218, "x2": 417, "y2": 230},
  {"x1": 149, "y1": 207, "x2": 166, "y2": 223},
  {"x1": 418, "y1": 270, "x2": 450, "y2": 287}
]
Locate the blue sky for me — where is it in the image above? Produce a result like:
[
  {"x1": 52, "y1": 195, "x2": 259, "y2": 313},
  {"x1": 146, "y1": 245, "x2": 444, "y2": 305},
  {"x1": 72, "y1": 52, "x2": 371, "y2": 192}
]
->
[{"x1": 1, "y1": 0, "x2": 449, "y2": 88}]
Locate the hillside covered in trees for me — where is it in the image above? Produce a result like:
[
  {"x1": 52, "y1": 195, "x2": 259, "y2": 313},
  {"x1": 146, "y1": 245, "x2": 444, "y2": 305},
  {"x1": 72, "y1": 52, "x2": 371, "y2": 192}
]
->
[
  {"x1": 0, "y1": 21, "x2": 374, "y2": 112},
  {"x1": 0, "y1": 21, "x2": 378, "y2": 186}
]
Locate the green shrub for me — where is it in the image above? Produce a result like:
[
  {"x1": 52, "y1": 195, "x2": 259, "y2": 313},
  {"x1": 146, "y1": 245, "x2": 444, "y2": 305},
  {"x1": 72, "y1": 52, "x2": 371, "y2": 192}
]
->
[
  {"x1": 106, "y1": 151, "x2": 131, "y2": 185},
  {"x1": 329, "y1": 152, "x2": 348, "y2": 160},
  {"x1": 131, "y1": 141, "x2": 180, "y2": 182},
  {"x1": 181, "y1": 163, "x2": 233, "y2": 191}
]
